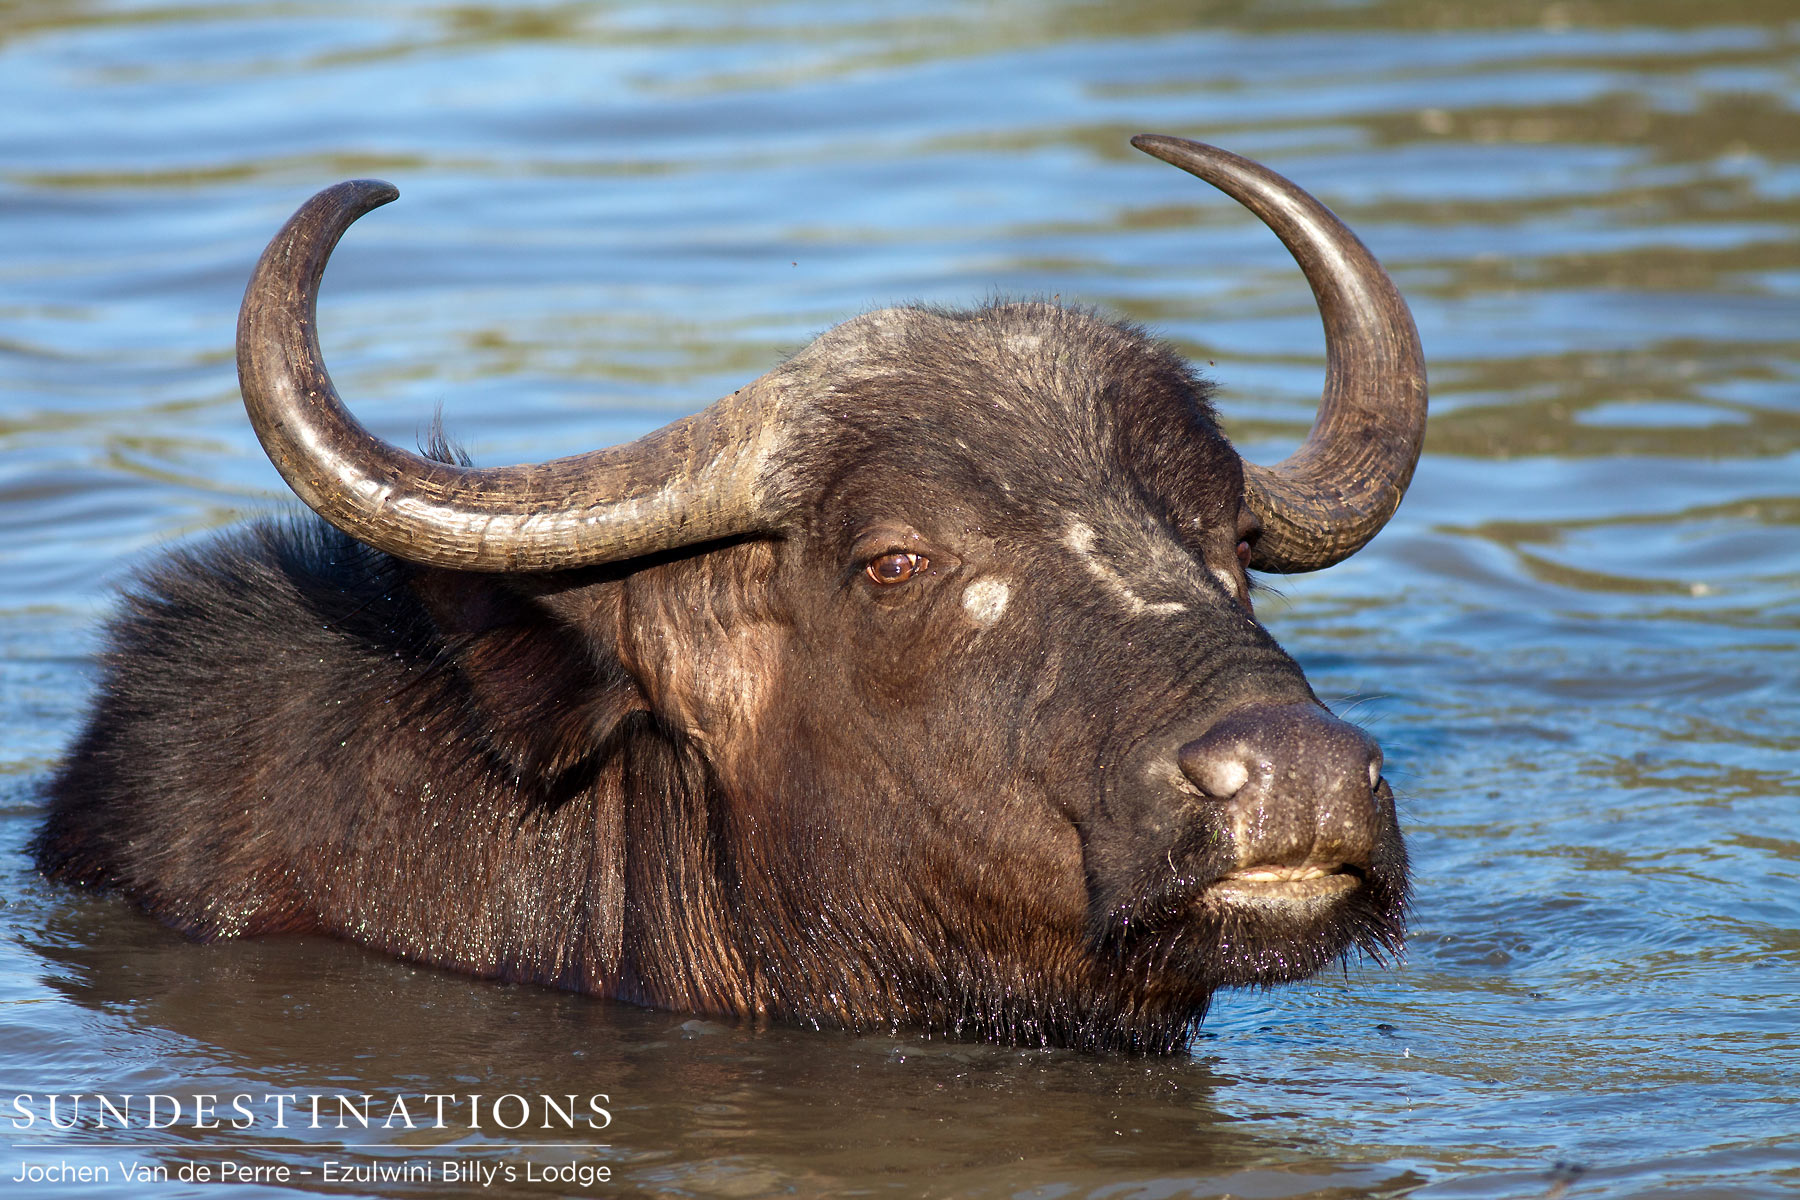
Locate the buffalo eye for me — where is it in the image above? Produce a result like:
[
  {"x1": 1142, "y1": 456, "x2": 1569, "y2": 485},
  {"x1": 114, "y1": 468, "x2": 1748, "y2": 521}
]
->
[
  {"x1": 1236, "y1": 540, "x2": 1251, "y2": 569},
  {"x1": 866, "y1": 552, "x2": 927, "y2": 585}
]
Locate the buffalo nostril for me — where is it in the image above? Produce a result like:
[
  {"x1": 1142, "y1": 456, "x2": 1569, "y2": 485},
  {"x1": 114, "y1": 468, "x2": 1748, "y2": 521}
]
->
[
  {"x1": 1368, "y1": 749, "x2": 1383, "y2": 792},
  {"x1": 1184, "y1": 754, "x2": 1251, "y2": 800}
]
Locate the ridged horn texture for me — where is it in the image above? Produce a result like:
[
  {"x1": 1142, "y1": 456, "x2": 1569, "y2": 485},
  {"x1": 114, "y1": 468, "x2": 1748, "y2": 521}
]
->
[
  {"x1": 1131, "y1": 135, "x2": 1428, "y2": 574},
  {"x1": 236, "y1": 179, "x2": 789, "y2": 571}
]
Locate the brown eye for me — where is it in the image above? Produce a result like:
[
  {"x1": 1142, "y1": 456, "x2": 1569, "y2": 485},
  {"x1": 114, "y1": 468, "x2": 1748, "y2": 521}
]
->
[
  {"x1": 866, "y1": 552, "x2": 926, "y2": 585},
  {"x1": 1236, "y1": 540, "x2": 1252, "y2": 569}
]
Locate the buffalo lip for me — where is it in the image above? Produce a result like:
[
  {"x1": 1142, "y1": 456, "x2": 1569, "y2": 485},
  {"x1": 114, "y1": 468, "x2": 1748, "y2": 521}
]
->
[{"x1": 1206, "y1": 862, "x2": 1363, "y2": 909}]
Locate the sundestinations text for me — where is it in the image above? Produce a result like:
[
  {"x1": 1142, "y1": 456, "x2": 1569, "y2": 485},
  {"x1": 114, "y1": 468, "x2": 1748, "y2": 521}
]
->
[{"x1": 9, "y1": 1092, "x2": 612, "y2": 1132}]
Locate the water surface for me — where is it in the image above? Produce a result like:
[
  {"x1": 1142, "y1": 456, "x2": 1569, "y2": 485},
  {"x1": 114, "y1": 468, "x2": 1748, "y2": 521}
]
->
[{"x1": 1, "y1": 2, "x2": 1796, "y2": 1197}]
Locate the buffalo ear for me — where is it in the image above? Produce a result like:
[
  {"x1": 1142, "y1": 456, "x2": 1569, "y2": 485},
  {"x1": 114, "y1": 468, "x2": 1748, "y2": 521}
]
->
[{"x1": 409, "y1": 568, "x2": 647, "y2": 783}]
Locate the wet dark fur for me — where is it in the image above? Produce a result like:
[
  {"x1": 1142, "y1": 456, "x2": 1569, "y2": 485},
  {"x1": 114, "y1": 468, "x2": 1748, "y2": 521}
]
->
[{"x1": 37, "y1": 302, "x2": 1407, "y2": 1053}]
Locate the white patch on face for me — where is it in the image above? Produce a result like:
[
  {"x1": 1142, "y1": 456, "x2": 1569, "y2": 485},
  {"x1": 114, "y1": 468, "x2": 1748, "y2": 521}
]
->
[
  {"x1": 962, "y1": 578, "x2": 1012, "y2": 628},
  {"x1": 1210, "y1": 565, "x2": 1240, "y2": 597},
  {"x1": 1064, "y1": 521, "x2": 1187, "y2": 617}
]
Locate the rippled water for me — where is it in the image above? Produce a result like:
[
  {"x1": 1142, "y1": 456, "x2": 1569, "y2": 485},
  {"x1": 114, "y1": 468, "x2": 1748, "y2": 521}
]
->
[{"x1": 2, "y1": 2, "x2": 1796, "y2": 1197}]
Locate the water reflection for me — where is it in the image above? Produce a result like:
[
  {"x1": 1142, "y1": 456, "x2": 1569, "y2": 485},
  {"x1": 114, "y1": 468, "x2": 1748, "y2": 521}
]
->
[{"x1": 17, "y1": 878, "x2": 1397, "y2": 1198}]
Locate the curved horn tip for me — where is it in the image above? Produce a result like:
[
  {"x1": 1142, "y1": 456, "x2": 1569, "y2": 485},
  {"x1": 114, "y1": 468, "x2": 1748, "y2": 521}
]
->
[
  {"x1": 1129, "y1": 135, "x2": 1264, "y2": 193},
  {"x1": 318, "y1": 178, "x2": 401, "y2": 215},
  {"x1": 1130, "y1": 133, "x2": 1216, "y2": 162}
]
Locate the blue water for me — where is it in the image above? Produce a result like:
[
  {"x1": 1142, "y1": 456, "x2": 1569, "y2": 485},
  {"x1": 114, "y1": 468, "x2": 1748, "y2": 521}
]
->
[{"x1": 1, "y1": 2, "x2": 1796, "y2": 1197}]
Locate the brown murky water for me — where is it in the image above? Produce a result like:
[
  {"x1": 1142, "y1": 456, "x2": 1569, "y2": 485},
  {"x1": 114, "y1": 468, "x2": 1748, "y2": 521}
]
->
[{"x1": 1, "y1": 2, "x2": 1796, "y2": 1197}]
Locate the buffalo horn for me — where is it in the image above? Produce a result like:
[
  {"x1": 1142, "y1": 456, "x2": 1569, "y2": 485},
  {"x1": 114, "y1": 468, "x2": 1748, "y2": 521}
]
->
[
  {"x1": 236, "y1": 180, "x2": 789, "y2": 571},
  {"x1": 1131, "y1": 135, "x2": 1428, "y2": 574}
]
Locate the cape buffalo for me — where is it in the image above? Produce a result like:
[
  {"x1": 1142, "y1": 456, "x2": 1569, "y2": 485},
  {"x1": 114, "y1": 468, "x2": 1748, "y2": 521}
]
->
[{"x1": 36, "y1": 136, "x2": 1425, "y2": 1053}]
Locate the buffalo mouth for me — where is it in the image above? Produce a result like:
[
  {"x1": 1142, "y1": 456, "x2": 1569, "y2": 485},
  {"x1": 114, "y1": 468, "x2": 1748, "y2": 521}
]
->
[
  {"x1": 1088, "y1": 849, "x2": 1404, "y2": 995},
  {"x1": 1205, "y1": 861, "x2": 1365, "y2": 910}
]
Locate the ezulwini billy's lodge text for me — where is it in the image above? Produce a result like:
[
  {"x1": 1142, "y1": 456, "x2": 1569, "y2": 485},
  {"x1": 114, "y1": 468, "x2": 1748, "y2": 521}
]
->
[{"x1": 13, "y1": 1158, "x2": 615, "y2": 1187}]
